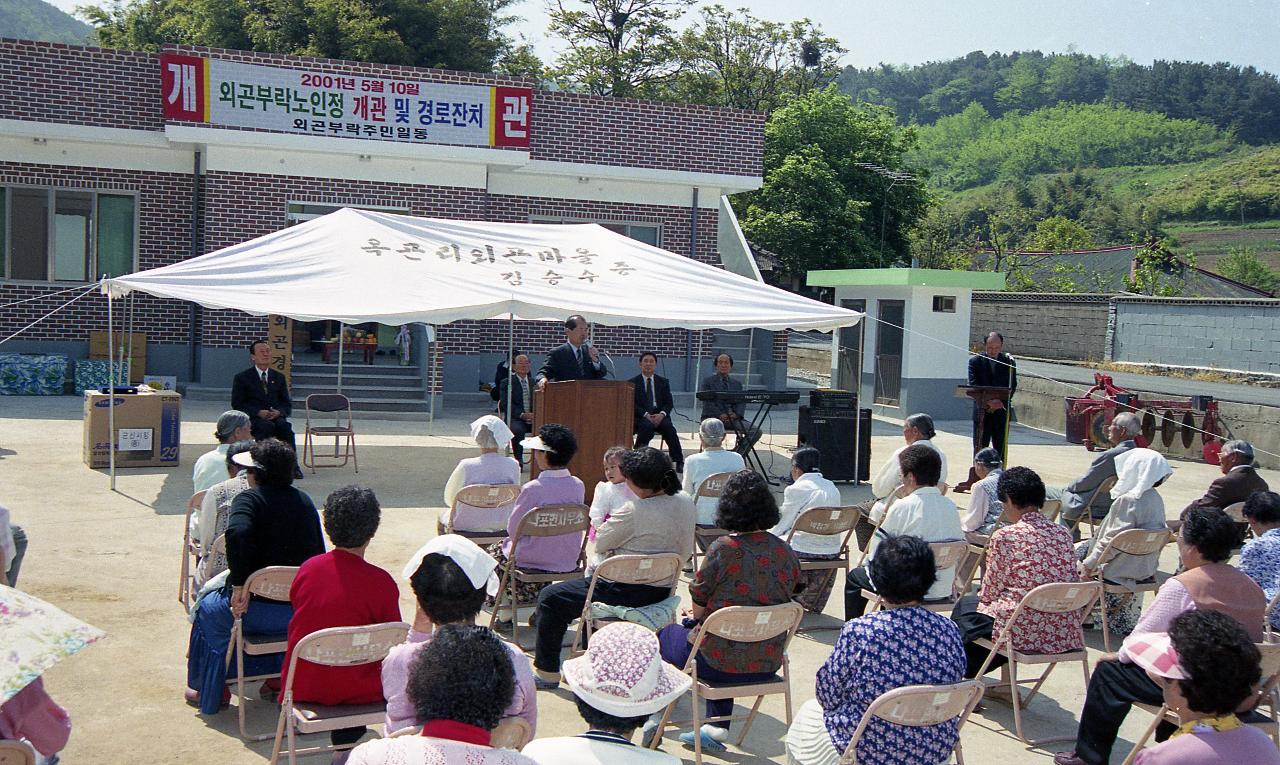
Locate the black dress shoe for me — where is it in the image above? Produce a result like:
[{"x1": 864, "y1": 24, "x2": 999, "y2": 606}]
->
[{"x1": 1053, "y1": 752, "x2": 1087, "y2": 765}]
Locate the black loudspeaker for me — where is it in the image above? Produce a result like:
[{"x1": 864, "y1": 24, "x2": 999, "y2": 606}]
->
[{"x1": 797, "y1": 406, "x2": 872, "y2": 482}]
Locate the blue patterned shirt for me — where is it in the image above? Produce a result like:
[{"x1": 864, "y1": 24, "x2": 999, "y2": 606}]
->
[
  {"x1": 815, "y1": 606, "x2": 966, "y2": 763},
  {"x1": 1240, "y1": 527, "x2": 1280, "y2": 628}
]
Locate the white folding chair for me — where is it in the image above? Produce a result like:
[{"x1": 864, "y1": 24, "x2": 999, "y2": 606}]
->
[
  {"x1": 786, "y1": 505, "x2": 861, "y2": 616},
  {"x1": 435, "y1": 483, "x2": 521, "y2": 546},
  {"x1": 487, "y1": 503, "x2": 590, "y2": 646},
  {"x1": 838, "y1": 680, "x2": 984, "y2": 764},
  {"x1": 855, "y1": 485, "x2": 908, "y2": 567},
  {"x1": 1066, "y1": 476, "x2": 1118, "y2": 539},
  {"x1": 1092, "y1": 528, "x2": 1172, "y2": 651},
  {"x1": 690, "y1": 471, "x2": 738, "y2": 571},
  {"x1": 0, "y1": 740, "x2": 37, "y2": 765},
  {"x1": 865, "y1": 540, "x2": 970, "y2": 614},
  {"x1": 179, "y1": 489, "x2": 207, "y2": 607},
  {"x1": 570, "y1": 553, "x2": 682, "y2": 655},
  {"x1": 647, "y1": 602, "x2": 805, "y2": 764},
  {"x1": 972, "y1": 581, "x2": 1103, "y2": 745},
  {"x1": 227, "y1": 565, "x2": 300, "y2": 741},
  {"x1": 268, "y1": 621, "x2": 410, "y2": 765}
]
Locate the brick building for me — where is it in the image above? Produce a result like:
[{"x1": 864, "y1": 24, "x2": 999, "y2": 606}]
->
[{"x1": 0, "y1": 39, "x2": 779, "y2": 398}]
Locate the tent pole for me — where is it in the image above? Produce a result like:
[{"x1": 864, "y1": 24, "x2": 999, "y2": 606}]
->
[
  {"x1": 428, "y1": 325, "x2": 437, "y2": 430},
  {"x1": 337, "y1": 322, "x2": 345, "y2": 394},
  {"x1": 506, "y1": 314, "x2": 514, "y2": 436},
  {"x1": 829, "y1": 328, "x2": 839, "y2": 389},
  {"x1": 107, "y1": 288, "x2": 116, "y2": 491},
  {"x1": 853, "y1": 318, "x2": 866, "y2": 487},
  {"x1": 125, "y1": 293, "x2": 135, "y2": 384}
]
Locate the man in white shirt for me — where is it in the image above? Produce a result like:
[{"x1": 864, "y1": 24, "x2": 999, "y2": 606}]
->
[
  {"x1": 681, "y1": 419, "x2": 746, "y2": 526},
  {"x1": 845, "y1": 444, "x2": 964, "y2": 620},
  {"x1": 869, "y1": 412, "x2": 949, "y2": 523},
  {"x1": 770, "y1": 447, "x2": 844, "y2": 612}
]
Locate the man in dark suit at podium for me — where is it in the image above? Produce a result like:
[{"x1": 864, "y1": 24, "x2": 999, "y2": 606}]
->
[
  {"x1": 631, "y1": 352, "x2": 684, "y2": 471},
  {"x1": 497, "y1": 353, "x2": 536, "y2": 463},
  {"x1": 967, "y1": 331, "x2": 1017, "y2": 458},
  {"x1": 231, "y1": 340, "x2": 301, "y2": 477},
  {"x1": 536, "y1": 314, "x2": 607, "y2": 391}
]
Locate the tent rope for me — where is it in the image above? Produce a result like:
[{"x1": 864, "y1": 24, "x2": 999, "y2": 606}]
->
[
  {"x1": 0, "y1": 282, "x2": 101, "y2": 310},
  {"x1": 0, "y1": 283, "x2": 101, "y2": 347}
]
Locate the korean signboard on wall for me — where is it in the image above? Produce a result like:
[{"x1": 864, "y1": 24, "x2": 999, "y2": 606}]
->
[{"x1": 160, "y1": 53, "x2": 531, "y2": 149}]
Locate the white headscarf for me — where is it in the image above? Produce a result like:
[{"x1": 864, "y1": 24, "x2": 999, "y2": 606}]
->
[
  {"x1": 470, "y1": 414, "x2": 513, "y2": 449},
  {"x1": 1111, "y1": 448, "x2": 1173, "y2": 501},
  {"x1": 401, "y1": 534, "x2": 500, "y2": 596}
]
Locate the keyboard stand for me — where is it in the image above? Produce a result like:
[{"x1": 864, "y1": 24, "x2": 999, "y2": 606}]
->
[{"x1": 732, "y1": 399, "x2": 781, "y2": 485}]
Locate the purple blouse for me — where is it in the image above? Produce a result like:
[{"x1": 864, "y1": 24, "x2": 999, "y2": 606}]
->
[{"x1": 502, "y1": 468, "x2": 586, "y2": 572}]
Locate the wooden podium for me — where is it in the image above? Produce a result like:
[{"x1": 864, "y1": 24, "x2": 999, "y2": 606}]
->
[
  {"x1": 954, "y1": 385, "x2": 1013, "y2": 457},
  {"x1": 533, "y1": 380, "x2": 635, "y2": 502}
]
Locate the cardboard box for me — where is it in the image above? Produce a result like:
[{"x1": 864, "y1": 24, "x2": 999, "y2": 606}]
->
[
  {"x1": 83, "y1": 388, "x2": 182, "y2": 468},
  {"x1": 88, "y1": 331, "x2": 146, "y2": 383}
]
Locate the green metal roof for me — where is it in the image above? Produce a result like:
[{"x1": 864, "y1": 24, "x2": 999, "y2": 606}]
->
[{"x1": 806, "y1": 268, "x2": 1007, "y2": 289}]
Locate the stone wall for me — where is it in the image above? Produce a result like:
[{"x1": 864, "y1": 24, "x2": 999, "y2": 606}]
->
[
  {"x1": 970, "y1": 292, "x2": 1111, "y2": 360},
  {"x1": 1112, "y1": 296, "x2": 1280, "y2": 374}
]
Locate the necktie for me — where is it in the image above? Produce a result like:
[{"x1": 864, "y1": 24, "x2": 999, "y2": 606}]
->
[
  {"x1": 646, "y1": 377, "x2": 654, "y2": 408},
  {"x1": 520, "y1": 376, "x2": 530, "y2": 408},
  {"x1": 260, "y1": 369, "x2": 268, "y2": 387},
  {"x1": 576, "y1": 346, "x2": 586, "y2": 376}
]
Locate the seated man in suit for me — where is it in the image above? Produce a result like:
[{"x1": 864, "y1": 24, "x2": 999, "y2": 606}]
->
[
  {"x1": 1048, "y1": 412, "x2": 1140, "y2": 538},
  {"x1": 698, "y1": 352, "x2": 760, "y2": 455},
  {"x1": 1183, "y1": 440, "x2": 1269, "y2": 514},
  {"x1": 497, "y1": 353, "x2": 535, "y2": 464},
  {"x1": 536, "y1": 314, "x2": 607, "y2": 390},
  {"x1": 631, "y1": 351, "x2": 684, "y2": 472},
  {"x1": 230, "y1": 340, "x2": 302, "y2": 478}
]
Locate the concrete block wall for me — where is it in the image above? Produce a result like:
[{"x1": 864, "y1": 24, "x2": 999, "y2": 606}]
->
[
  {"x1": 1112, "y1": 296, "x2": 1280, "y2": 374},
  {"x1": 970, "y1": 292, "x2": 1111, "y2": 360}
]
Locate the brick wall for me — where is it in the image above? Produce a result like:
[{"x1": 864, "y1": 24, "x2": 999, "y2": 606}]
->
[
  {"x1": 970, "y1": 292, "x2": 1111, "y2": 361},
  {"x1": 1112, "y1": 296, "x2": 1280, "y2": 374},
  {"x1": 0, "y1": 161, "x2": 193, "y2": 343}
]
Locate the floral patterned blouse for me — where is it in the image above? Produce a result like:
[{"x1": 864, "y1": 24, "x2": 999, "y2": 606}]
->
[
  {"x1": 689, "y1": 530, "x2": 800, "y2": 674},
  {"x1": 1240, "y1": 527, "x2": 1280, "y2": 629},
  {"x1": 979, "y1": 510, "x2": 1082, "y2": 653},
  {"x1": 816, "y1": 606, "x2": 965, "y2": 763}
]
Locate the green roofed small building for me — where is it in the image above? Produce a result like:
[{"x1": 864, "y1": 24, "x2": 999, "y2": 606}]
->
[{"x1": 808, "y1": 268, "x2": 1006, "y2": 420}]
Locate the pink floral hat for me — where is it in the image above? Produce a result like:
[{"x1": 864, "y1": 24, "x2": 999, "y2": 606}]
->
[
  {"x1": 561, "y1": 622, "x2": 692, "y2": 717},
  {"x1": 1122, "y1": 633, "x2": 1186, "y2": 680}
]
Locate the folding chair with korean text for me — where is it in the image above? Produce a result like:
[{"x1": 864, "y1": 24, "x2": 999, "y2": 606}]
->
[
  {"x1": 785, "y1": 505, "x2": 861, "y2": 619},
  {"x1": 179, "y1": 490, "x2": 208, "y2": 608},
  {"x1": 487, "y1": 503, "x2": 591, "y2": 647},
  {"x1": 569, "y1": 553, "x2": 682, "y2": 655},
  {"x1": 854, "y1": 485, "x2": 909, "y2": 568},
  {"x1": 690, "y1": 471, "x2": 738, "y2": 572},
  {"x1": 1065, "y1": 476, "x2": 1119, "y2": 540},
  {"x1": 864, "y1": 540, "x2": 971, "y2": 614},
  {"x1": 0, "y1": 740, "x2": 37, "y2": 765},
  {"x1": 838, "y1": 680, "x2": 985, "y2": 765},
  {"x1": 226, "y1": 565, "x2": 300, "y2": 741},
  {"x1": 1091, "y1": 528, "x2": 1172, "y2": 651},
  {"x1": 646, "y1": 602, "x2": 805, "y2": 765},
  {"x1": 435, "y1": 483, "x2": 521, "y2": 547},
  {"x1": 971, "y1": 580, "x2": 1104, "y2": 746},
  {"x1": 268, "y1": 621, "x2": 411, "y2": 765}
]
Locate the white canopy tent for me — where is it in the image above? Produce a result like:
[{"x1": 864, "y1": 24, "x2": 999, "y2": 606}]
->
[{"x1": 99, "y1": 208, "x2": 863, "y2": 486}]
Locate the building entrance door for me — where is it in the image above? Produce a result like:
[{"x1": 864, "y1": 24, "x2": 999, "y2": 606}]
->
[{"x1": 874, "y1": 300, "x2": 904, "y2": 406}]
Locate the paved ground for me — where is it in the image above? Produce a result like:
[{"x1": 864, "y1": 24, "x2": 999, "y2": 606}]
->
[{"x1": 1, "y1": 396, "x2": 1270, "y2": 764}]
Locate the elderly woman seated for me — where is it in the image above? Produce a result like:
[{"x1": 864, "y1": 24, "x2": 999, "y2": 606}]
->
[
  {"x1": 193, "y1": 410, "x2": 252, "y2": 494},
  {"x1": 952, "y1": 467, "x2": 1079, "y2": 679},
  {"x1": 192, "y1": 439, "x2": 254, "y2": 588},
  {"x1": 383, "y1": 535, "x2": 535, "y2": 736},
  {"x1": 648, "y1": 471, "x2": 799, "y2": 753},
  {"x1": 681, "y1": 418, "x2": 746, "y2": 527},
  {"x1": 185, "y1": 439, "x2": 325, "y2": 715},
  {"x1": 785, "y1": 535, "x2": 966, "y2": 765},
  {"x1": 869, "y1": 413, "x2": 949, "y2": 522},
  {"x1": 1053, "y1": 508, "x2": 1267, "y2": 765},
  {"x1": 347, "y1": 625, "x2": 538, "y2": 765},
  {"x1": 1240, "y1": 491, "x2": 1280, "y2": 629},
  {"x1": 280, "y1": 485, "x2": 401, "y2": 755},
  {"x1": 1078, "y1": 448, "x2": 1173, "y2": 638},
  {"x1": 440, "y1": 415, "x2": 521, "y2": 535},
  {"x1": 1130, "y1": 610, "x2": 1280, "y2": 765},
  {"x1": 486, "y1": 423, "x2": 585, "y2": 625},
  {"x1": 532, "y1": 447, "x2": 694, "y2": 690},
  {"x1": 523, "y1": 623, "x2": 690, "y2": 764},
  {"x1": 960, "y1": 447, "x2": 1004, "y2": 536}
]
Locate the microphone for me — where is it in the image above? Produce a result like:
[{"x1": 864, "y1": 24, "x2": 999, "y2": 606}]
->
[{"x1": 587, "y1": 342, "x2": 614, "y2": 377}]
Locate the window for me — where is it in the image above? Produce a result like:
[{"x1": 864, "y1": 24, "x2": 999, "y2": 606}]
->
[
  {"x1": 531, "y1": 216, "x2": 661, "y2": 247},
  {"x1": 2, "y1": 186, "x2": 136, "y2": 282},
  {"x1": 286, "y1": 202, "x2": 408, "y2": 226},
  {"x1": 932, "y1": 295, "x2": 956, "y2": 313}
]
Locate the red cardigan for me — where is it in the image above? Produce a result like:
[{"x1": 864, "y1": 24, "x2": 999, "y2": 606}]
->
[{"x1": 281, "y1": 549, "x2": 401, "y2": 704}]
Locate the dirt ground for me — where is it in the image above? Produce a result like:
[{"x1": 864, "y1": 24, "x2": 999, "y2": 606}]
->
[{"x1": 1, "y1": 396, "x2": 1266, "y2": 764}]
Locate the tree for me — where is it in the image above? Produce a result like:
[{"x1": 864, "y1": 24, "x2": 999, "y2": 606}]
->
[
  {"x1": 1027, "y1": 215, "x2": 1093, "y2": 252},
  {"x1": 1214, "y1": 247, "x2": 1279, "y2": 294},
  {"x1": 736, "y1": 86, "x2": 930, "y2": 277},
  {"x1": 1124, "y1": 240, "x2": 1188, "y2": 296},
  {"x1": 81, "y1": 0, "x2": 526, "y2": 73},
  {"x1": 909, "y1": 205, "x2": 976, "y2": 270},
  {"x1": 545, "y1": 0, "x2": 692, "y2": 97},
  {"x1": 666, "y1": 5, "x2": 843, "y2": 111}
]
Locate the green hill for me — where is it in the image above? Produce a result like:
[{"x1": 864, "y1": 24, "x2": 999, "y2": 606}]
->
[{"x1": 0, "y1": 0, "x2": 91, "y2": 44}]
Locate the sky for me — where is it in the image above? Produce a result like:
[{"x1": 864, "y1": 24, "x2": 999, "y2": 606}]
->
[{"x1": 43, "y1": 0, "x2": 1280, "y2": 74}]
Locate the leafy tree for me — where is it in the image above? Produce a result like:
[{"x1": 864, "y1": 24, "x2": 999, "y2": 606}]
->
[
  {"x1": 666, "y1": 5, "x2": 843, "y2": 111},
  {"x1": 81, "y1": 0, "x2": 526, "y2": 72},
  {"x1": 736, "y1": 86, "x2": 929, "y2": 277},
  {"x1": 1124, "y1": 241, "x2": 1187, "y2": 296},
  {"x1": 1028, "y1": 215, "x2": 1094, "y2": 252},
  {"x1": 545, "y1": 0, "x2": 692, "y2": 97},
  {"x1": 909, "y1": 205, "x2": 976, "y2": 270},
  {"x1": 1214, "y1": 247, "x2": 1280, "y2": 294},
  {"x1": 994, "y1": 55, "x2": 1043, "y2": 111}
]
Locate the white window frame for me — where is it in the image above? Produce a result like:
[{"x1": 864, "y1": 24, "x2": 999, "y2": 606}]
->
[
  {"x1": 1, "y1": 184, "x2": 140, "y2": 284},
  {"x1": 529, "y1": 215, "x2": 662, "y2": 247}
]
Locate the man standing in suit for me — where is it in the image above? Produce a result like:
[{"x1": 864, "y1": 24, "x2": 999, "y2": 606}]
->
[
  {"x1": 230, "y1": 340, "x2": 302, "y2": 478},
  {"x1": 1050, "y1": 412, "x2": 1141, "y2": 536},
  {"x1": 631, "y1": 352, "x2": 684, "y2": 472},
  {"x1": 699, "y1": 352, "x2": 760, "y2": 455},
  {"x1": 967, "y1": 331, "x2": 1016, "y2": 459},
  {"x1": 536, "y1": 315, "x2": 607, "y2": 390},
  {"x1": 497, "y1": 353, "x2": 536, "y2": 464},
  {"x1": 1183, "y1": 440, "x2": 1269, "y2": 513}
]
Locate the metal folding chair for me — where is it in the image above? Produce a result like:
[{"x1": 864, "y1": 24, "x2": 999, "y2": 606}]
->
[
  {"x1": 302, "y1": 393, "x2": 357, "y2": 473},
  {"x1": 839, "y1": 680, "x2": 985, "y2": 764},
  {"x1": 1092, "y1": 528, "x2": 1172, "y2": 651},
  {"x1": 435, "y1": 483, "x2": 521, "y2": 546},
  {"x1": 487, "y1": 503, "x2": 590, "y2": 646},
  {"x1": 179, "y1": 490, "x2": 207, "y2": 607},
  {"x1": 690, "y1": 471, "x2": 738, "y2": 571},
  {"x1": 569, "y1": 552, "x2": 682, "y2": 655},
  {"x1": 227, "y1": 565, "x2": 300, "y2": 741},
  {"x1": 865, "y1": 540, "x2": 970, "y2": 614},
  {"x1": 785, "y1": 505, "x2": 861, "y2": 616}
]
